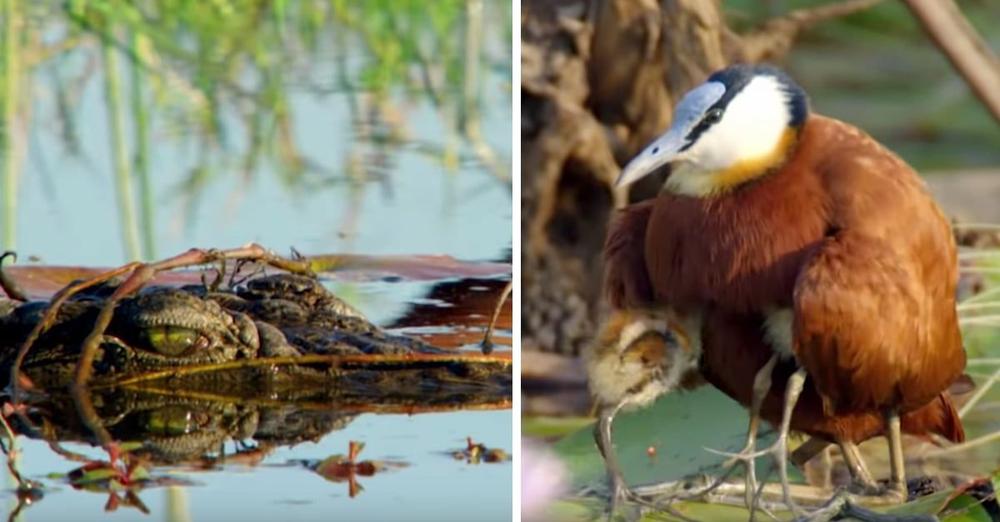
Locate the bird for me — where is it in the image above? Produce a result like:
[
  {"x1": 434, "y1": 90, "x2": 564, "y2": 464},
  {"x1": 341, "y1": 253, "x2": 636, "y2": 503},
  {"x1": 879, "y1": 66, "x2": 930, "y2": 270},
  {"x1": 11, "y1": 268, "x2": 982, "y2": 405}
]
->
[
  {"x1": 585, "y1": 300, "x2": 966, "y2": 517},
  {"x1": 608, "y1": 63, "x2": 967, "y2": 514},
  {"x1": 584, "y1": 307, "x2": 702, "y2": 518}
]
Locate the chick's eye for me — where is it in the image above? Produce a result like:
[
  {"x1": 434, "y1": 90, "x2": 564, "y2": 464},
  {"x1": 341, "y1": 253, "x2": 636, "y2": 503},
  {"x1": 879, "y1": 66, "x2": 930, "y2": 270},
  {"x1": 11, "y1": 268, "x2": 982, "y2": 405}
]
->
[
  {"x1": 703, "y1": 108, "x2": 724, "y2": 124},
  {"x1": 141, "y1": 326, "x2": 209, "y2": 357}
]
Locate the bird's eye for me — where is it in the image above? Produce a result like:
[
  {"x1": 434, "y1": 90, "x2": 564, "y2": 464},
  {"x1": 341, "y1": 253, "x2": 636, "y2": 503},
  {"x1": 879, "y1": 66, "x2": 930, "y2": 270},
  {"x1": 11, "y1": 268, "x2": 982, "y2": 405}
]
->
[
  {"x1": 140, "y1": 326, "x2": 209, "y2": 357},
  {"x1": 703, "y1": 108, "x2": 724, "y2": 124}
]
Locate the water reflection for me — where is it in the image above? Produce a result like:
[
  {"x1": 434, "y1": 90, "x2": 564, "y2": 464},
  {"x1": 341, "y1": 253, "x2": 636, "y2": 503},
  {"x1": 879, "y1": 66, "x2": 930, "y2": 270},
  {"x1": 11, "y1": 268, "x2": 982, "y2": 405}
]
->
[
  {"x1": 6, "y1": 408, "x2": 512, "y2": 522},
  {"x1": 7, "y1": 1, "x2": 512, "y2": 266},
  {"x1": 0, "y1": 269, "x2": 512, "y2": 521},
  {"x1": 1, "y1": 1, "x2": 513, "y2": 518}
]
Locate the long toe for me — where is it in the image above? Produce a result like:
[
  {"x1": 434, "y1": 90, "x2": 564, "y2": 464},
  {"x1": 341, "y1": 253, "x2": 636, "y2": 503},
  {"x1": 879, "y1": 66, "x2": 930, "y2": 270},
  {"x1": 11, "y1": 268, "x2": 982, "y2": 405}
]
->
[
  {"x1": 607, "y1": 480, "x2": 635, "y2": 522},
  {"x1": 706, "y1": 442, "x2": 781, "y2": 462},
  {"x1": 773, "y1": 439, "x2": 809, "y2": 519}
]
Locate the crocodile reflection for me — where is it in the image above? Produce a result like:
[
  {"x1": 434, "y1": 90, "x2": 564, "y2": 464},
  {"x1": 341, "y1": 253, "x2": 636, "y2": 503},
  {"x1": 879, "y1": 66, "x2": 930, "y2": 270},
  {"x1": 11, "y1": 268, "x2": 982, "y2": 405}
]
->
[{"x1": 13, "y1": 389, "x2": 361, "y2": 466}]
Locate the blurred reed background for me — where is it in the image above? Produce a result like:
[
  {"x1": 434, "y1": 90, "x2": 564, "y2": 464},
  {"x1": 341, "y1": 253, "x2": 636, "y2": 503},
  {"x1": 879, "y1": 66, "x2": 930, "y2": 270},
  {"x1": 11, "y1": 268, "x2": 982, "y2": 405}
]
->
[{"x1": 0, "y1": 0, "x2": 512, "y2": 262}]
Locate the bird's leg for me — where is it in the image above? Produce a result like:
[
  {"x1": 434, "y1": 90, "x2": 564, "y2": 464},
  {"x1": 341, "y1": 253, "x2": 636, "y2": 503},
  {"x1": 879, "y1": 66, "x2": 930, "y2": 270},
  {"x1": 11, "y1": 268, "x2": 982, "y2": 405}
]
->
[
  {"x1": 838, "y1": 441, "x2": 880, "y2": 495},
  {"x1": 885, "y1": 409, "x2": 907, "y2": 501},
  {"x1": 745, "y1": 367, "x2": 808, "y2": 519},
  {"x1": 594, "y1": 401, "x2": 638, "y2": 520},
  {"x1": 772, "y1": 367, "x2": 808, "y2": 516},
  {"x1": 706, "y1": 353, "x2": 779, "y2": 511}
]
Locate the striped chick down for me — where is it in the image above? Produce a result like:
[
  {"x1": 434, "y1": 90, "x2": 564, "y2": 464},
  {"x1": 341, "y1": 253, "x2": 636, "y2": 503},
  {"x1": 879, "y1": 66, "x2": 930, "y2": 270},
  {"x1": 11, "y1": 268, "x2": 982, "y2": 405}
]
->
[{"x1": 585, "y1": 308, "x2": 704, "y2": 411}]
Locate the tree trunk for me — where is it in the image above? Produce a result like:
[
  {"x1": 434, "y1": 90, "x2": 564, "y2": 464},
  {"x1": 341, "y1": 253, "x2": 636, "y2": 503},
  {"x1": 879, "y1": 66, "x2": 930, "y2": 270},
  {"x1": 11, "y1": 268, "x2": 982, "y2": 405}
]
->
[{"x1": 520, "y1": 0, "x2": 882, "y2": 354}]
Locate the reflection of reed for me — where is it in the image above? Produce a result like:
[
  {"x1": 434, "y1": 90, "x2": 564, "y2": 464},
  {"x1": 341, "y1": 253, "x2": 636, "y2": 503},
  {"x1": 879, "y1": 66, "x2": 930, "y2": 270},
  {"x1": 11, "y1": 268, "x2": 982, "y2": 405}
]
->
[
  {"x1": 1, "y1": 0, "x2": 21, "y2": 251},
  {"x1": 2, "y1": 1, "x2": 511, "y2": 258},
  {"x1": 461, "y1": 0, "x2": 509, "y2": 184},
  {"x1": 102, "y1": 33, "x2": 142, "y2": 261},
  {"x1": 130, "y1": 32, "x2": 156, "y2": 260},
  {"x1": 166, "y1": 486, "x2": 191, "y2": 522}
]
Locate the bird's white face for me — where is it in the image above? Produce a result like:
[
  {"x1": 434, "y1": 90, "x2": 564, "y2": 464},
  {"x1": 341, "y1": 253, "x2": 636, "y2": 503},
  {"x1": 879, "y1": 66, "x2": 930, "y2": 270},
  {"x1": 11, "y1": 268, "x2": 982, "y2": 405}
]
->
[{"x1": 617, "y1": 72, "x2": 799, "y2": 197}]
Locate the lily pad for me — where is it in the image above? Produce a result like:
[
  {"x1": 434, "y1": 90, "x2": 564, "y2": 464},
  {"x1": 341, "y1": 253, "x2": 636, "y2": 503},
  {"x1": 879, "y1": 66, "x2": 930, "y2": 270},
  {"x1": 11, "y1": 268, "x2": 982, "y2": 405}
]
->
[
  {"x1": 553, "y1": 387, "x2": 784, "y2": 489},
  {"x1": 549, "y1": 386, "x2": 1000, "y2": 521}
]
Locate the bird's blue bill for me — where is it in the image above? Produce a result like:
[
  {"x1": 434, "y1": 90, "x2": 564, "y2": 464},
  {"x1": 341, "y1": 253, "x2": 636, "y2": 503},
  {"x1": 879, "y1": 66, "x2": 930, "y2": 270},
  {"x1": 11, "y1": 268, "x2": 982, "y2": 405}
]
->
[{"x1": 615, "y1": 81, "x2": 726, "y2": 187}]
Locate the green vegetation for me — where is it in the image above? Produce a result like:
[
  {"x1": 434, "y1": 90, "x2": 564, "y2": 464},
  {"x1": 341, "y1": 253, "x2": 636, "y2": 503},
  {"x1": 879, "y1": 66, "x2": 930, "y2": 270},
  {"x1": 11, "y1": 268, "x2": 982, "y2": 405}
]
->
[{"x1": 0, "y1": 0, "x2": 511, "y2": 255}]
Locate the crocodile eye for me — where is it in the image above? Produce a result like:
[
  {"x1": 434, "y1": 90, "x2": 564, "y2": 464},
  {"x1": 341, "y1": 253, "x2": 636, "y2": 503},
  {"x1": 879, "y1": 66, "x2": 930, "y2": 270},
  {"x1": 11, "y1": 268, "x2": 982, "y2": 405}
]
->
[{"x1": 142, "y1": 326, "x2": 209, "y2": 357}]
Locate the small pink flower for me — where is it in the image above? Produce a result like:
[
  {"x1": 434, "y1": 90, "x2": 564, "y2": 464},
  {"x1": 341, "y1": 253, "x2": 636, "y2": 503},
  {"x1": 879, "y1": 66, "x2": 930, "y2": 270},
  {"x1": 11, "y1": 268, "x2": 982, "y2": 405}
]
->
[{"x1": 521, "y1": 439, "x2": 570, "y2": 521}]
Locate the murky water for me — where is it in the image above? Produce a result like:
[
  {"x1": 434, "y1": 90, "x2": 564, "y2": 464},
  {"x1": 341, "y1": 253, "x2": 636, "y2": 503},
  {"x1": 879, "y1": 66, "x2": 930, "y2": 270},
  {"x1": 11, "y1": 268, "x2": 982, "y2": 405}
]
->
[{"x1": 2, "y1": 4, "x2": 512, "y2": 520}]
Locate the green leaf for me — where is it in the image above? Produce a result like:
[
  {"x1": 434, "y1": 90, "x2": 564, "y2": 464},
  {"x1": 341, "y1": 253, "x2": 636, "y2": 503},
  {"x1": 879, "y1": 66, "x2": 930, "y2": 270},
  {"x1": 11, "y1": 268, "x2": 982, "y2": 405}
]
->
[
  {"x1": 72, "y1": 466, "x2": 119, "y2": 485},
  {"x1": 553, "y1": 387, "x2": 785, "y2": 489},
  {"x1": 522, "y1": 416, "x2": 592, "y2": 439}
]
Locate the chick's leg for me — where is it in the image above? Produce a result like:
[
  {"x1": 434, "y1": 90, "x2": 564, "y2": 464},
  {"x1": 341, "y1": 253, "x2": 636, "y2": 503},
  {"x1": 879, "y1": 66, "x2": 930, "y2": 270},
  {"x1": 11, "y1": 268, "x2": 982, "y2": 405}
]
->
[{"x1": 594, "y1": 401, "x2": 635, "y2": 519}]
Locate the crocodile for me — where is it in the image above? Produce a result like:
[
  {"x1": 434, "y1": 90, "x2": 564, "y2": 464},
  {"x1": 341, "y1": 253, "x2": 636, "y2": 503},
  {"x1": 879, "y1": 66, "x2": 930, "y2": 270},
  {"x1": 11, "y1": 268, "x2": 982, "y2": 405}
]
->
[{"x1": 0, "y1": 273, "x2": 511, "y2": 399}]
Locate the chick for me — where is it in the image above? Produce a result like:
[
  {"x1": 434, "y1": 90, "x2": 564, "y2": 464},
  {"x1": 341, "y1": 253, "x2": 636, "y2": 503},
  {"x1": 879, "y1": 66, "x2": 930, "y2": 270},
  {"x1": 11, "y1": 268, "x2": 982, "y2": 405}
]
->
[{"x1": 584, "y1": 308, "x2": 703, "y2": 516}]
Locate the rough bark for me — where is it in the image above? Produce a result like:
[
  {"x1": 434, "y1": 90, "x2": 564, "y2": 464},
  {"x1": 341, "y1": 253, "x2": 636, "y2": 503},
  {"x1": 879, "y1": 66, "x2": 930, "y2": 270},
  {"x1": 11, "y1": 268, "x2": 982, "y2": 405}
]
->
[{"x1": 521, "y1": 0, "x2": 882, "y2": 355}]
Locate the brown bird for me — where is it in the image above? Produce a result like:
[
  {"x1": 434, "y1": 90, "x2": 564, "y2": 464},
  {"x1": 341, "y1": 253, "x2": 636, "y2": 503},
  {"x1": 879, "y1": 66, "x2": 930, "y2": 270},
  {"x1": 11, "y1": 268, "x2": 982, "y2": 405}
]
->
[
  {"x1": 584, "y1": 307, "x2": 702, "y2": 517},
  {"x1": 608, "y1": 63, "x2": 966, "y2": 513}
]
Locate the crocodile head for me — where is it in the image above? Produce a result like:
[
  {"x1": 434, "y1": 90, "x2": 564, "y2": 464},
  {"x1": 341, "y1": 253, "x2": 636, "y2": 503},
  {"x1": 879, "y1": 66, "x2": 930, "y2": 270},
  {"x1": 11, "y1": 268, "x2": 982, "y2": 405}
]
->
[{"x1": 0, "y1": 274, "x2": 455, "y2": 389}]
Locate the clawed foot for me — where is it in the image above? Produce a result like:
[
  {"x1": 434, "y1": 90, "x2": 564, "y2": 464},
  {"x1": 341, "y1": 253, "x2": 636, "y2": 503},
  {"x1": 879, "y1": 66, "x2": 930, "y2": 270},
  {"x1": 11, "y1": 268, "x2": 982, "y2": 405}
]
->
[
  {"x1": 845, "y1": 481, "x2": 905, "y2": 503},
  {"x1": 605, "y1": 478, "x2": 642, "y2": 522},
  {"x1": 705, "y1": 440, "x2": 761, "y2": 514},
  {"x1": 606, "y1": 481, "x2": 703, "y2": 522},
  {"x1": 707, "y1": 433, "x2": 806, "y2": 519}
]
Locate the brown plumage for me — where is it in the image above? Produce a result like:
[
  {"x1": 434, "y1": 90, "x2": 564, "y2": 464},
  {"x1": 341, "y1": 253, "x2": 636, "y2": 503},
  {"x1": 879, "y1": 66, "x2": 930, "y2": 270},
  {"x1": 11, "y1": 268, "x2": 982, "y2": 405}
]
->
[
  {"x1": 636, "y1": 114, "x2": 965, "y2": 416},
  {"x1": 603, "y1": 114, "x2": 967, "y2": 505},
  {"x1": 603, "y1": 199, "x2": 655, "y2": 310},
  {"x1": 603, "y1": 205, "x2": 965, "y2": 445},
  {"x1": 699, "y1": 308, "x2": 964, "y2": 446}
]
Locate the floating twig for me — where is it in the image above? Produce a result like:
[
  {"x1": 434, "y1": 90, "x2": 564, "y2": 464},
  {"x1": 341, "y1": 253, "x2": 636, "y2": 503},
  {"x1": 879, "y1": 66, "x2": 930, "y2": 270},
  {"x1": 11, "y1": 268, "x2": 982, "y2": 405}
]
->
[
  {"x1": 0, "y1": 252, "x2": 28, "y2": 301},
  {"x1": 480, "y1": 280, "x2": 512, "y2": 354}
]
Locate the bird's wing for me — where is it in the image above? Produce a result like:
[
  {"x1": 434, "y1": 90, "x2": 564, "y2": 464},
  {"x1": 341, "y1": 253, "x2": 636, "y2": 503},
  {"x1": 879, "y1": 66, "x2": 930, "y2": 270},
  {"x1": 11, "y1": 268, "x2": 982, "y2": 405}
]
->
[
  {"x1": 791, "y1": 135, "x2": 964, "y2": 414},
  {"x1": 792, "y1": 232, "x2": 924, "y2": 414},
  {"x1": 603, "y1": 200, "x2": 655, "y2": 309}
]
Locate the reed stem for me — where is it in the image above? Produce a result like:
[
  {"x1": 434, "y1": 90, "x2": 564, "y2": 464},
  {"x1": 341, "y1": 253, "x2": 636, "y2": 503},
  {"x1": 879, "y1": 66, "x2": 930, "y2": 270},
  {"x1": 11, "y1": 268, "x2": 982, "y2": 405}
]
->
[
  {"x1": 130, "y1": 31, "x2": 156, "y2": 260},
  {"x1": 1, "y1": 0, "x2": 21, "y2": 250},
  {"x1": 102, "y1": 31, "x2": 142, "y2": 261}
]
